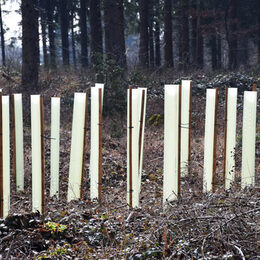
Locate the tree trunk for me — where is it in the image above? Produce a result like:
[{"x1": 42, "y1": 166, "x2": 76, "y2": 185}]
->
[
  {"x1": 164, "y1": 0, "x2": 173, "y2": 68},
  {"x1": 148, "y1": 1, "x2": 155, "y2": 68},
  {"x1": 22, "y1": 0, "x2": 39, "y2": 93},
  {"x1": 210, "y1": 34, "x2": 217, "y2": 70},
  {"x1": 0, "y1": 2, "x2": 5, "y2": 67},
  {"x1": 154, "y1": 0, "x2": 161, "y2": 67},
  {"x1": 216, "y1": 35, "x2": 221, "y2": 69},
  {"x1": 104, "y1": 0, "x2": 126, "y2": 67},
  {"x1": 239, "y1": 37, "x2": 248, "y2": 66},
  {"x1": 70, "y1": 2, "x2": 77, "y2": 68},
  {"x1": 139, "y1": 0, "x2": 149, "y2": 68},
  {"x1": 103, "y1": 0, "x2": 115, "y2": 62},
  {"x1": 179, "y1": 0, "x2": 189, "y2": 70},
  {"x1": 59, "y1": 0, "x2": 70, "y2": 66},
  {"x1": 149, "y1": 25, "x2": 154, "y2": 68},
  {"x1": 190, "y1": 0, "x2": 197, "y2": 65},
  {"x1": 116, "y1": 0, "x2": 126, "y2": 67},
  {"x1": 196, "y1": 0, "x2": 203, "y2": 69},
  {"x1": 46, "y1": 0, "x2": 56, "y2": 69},
  {"x1": 227, "y1": 0, "x2": 238, "y2": 70},
  {"x1": 79, "y1": 0, "x2": 88, "y2": 68},
  {"x1": 89, "y1": 0, "x2": 103, "y2": 68},
  {"x1": 39, "y1": 0, "x2": 48, "y2": 68},
  {"x1": 258, "y1": 2, "x2": 260, "y2": 64}
]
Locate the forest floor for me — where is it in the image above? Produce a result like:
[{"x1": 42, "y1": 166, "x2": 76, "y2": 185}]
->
[{"x1": 0, "y1": 70, "x2": 259, "y2": 259}]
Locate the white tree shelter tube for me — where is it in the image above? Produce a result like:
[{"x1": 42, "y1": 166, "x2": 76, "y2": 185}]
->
[
  {"x1": 241, "y1": 91, "x2": 257, "y2": 189},
  {"x1": 31, "y1": 95, "x2": 42, "y2": 213},
  {"x1": 67, "y1": 93, "x2": 86, "y2": 202},
  {"x1": 90, "y1": 84, "x2": 104, "y2": 200},
  {"x1": 203, "y1": 89, "x2": 217, "y2": 193},
  {"x1": 181, "y1": 80, "x2": 192, "y2": 176},
  {"x1": 131, "y1": 89, "x2": 140, "y2": 207},
  {"x1": 137, "y1": 88, "x2": 147, "y2": 201},
  {"x1": 163, "y1": 85, "x2": 180, "y2": 204},
  {"x1": 127, "y1": 88, "x2": 147, "y2": 208},
  {"x1": 13, "y1": 94, "x2": 24, "y2": 191},
  {"x1": 50, "y1": 97, "x2": 60, "y2": 198},
  {"x1": 2, "y1": 96, "x2": 10, "y2": 218},
  {"x1": 225, "y1": 88, "x2": 237, "y2": 189}
]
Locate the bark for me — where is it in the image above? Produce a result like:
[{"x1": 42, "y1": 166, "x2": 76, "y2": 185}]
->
[
  {"x1": 148, "y1": 1, "x2": 155, "y2": 68},
  {"x1": 59, "y1": 0, "x2": 70, "y2": 66},
  {"x1": 39, "y1": 0, "x2": 48, "y2": 68},
  {"x1": 217, "y1": 35, "x2": 221, "y2": 69},
  {"x1": 258, "y1": 2, "x2": 260, "y2": 64},
  {"x1": 46, "y1": 0, "x2": 56, "y2": 69},
  {"x1": 149, "y1": 25, "x2": 155, "y2": 68},
  {"x1": 0, "y1": 2, "x2": 5, "y2": 67},
  {"x1": 179, "y1": 0, "x2": 189, "y2": 70},
  {"x1": 104, "y1": 0, "x2": 126, "y2": 67},
  {"x1": 196, "y1": 0, "x2": 203, "y2": 69},
  {"x1": 190, "y1": 0, "x2": 197, "y2": 65},
  {"x1": 227, "y1": 0, "x2": 238, "y2": 70},
  {"x1": 117, "y1": 0, "x2": 126, "y2": 67},
  {"x1": 154, "y1": 0, "x2": 161, "y2": 67},
  {"x1": 22, "y1": 0, "x2": 39, "y2": 93},
  {"x1": 139, "y1": 0, "x2": 149, "y2": 68},
  {"x1": 210, "y1": 34, "x2": 217, "y2": 70},
  {"x1": 239, "y1": 37, "x2": 248, "y2": 66},
  {"x1": 164, "y1": 0, "x2": 173, "y2": 67},
  {"x1": 89, "y1": 0, "x2": 103, "y2": 68},
  {"x1": 79, "y1": 0, "x2": 88, "y2": 68},
  {"x1": 70, "y1": 2, "x2": 77, "y2": 68}
]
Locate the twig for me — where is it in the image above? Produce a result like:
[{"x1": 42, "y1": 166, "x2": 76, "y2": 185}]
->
[
  {"x1": 176, "y1": 215, "x2": 224, "y2": 224},
  {"x1": 148, "y1": 156, "x2": 163, "y2": 163},
  {"x1": 5, "y1": 238, "x2": 14, "y2": 260},
  {"x1": 229, "y1": 243, "x2": 245, "y2": 260},
  {"x1": 126, "y1": 210, "x2": 135, "y2": 222},
  {"x1": 201, "y1": 207, "x2": 260, "y2": 256}
]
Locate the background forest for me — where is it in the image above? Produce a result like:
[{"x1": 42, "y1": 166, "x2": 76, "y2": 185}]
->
[{"x1": 0, "y1": 0, "x2": 260, "y2": 95}]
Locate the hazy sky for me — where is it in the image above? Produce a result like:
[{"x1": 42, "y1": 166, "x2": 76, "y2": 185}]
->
[{"x1": 2, "y1": 1, "x2": 21, "y2": 46}]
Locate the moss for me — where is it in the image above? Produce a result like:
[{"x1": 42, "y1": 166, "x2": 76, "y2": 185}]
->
[{"x1": 147, "y1": 114, "x2": 163, "y2": 126}]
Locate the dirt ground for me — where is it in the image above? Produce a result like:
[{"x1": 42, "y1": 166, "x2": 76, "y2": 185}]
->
[{"x1": 0, "y1": 71, "x2": 259, "y2": 259}]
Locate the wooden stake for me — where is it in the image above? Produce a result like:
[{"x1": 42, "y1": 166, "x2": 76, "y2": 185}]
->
[
  {"x1": 80, "y1": 90, "x2": 88, "y2": 200},
  {"x1": 138, "y1": 90, "x2": 145, "y2": 171},
  {"x1": 252, "y1": 83, "x2": 257, "y2": 91},
  {"x1": 40, "y1": 97, "x2": 45, "y2": 214},
  {"x1": 178, "y1": 85, "x2": 182, "y2": 196},
  {"x1": 98, "y1": 88, "x2": 103, "y2": 201},
  {"x1": 212, "y1": 88, "x2": 218, "y2": 193},
  {"x1": 11, "y1": 94, "x2": 16, "y2": 188},
  {"x1": 0, "y1": 92, "x2": 2, "y2": 218},
  {"x1": 188, "y1": 81, "x2": 192, "y2": 170},
  {"x1": 129, "y1": 86, "x2": 133, "y2": 208},
  {"x1": 223, "y1": 86, "x2": 228, "y2": 188}
]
